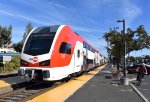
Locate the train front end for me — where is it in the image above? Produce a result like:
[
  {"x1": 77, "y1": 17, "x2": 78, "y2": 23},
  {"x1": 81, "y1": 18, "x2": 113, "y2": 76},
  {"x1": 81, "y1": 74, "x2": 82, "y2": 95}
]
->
[{"x1": 18, "y1": 25, "x2": 61, "y2": 81}]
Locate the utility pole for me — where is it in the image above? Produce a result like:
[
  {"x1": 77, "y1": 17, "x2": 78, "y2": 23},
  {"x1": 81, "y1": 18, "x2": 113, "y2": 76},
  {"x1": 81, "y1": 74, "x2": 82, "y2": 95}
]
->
[{"x1": 117, "y1": 19, "x2": 129, "y2": 85}]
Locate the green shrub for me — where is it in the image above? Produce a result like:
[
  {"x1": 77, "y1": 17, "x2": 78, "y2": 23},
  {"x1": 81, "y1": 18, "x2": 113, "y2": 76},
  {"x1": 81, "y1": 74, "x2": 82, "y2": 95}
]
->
[{"x1": 0, "y1": 55, "x2": 20, "y2": 73}]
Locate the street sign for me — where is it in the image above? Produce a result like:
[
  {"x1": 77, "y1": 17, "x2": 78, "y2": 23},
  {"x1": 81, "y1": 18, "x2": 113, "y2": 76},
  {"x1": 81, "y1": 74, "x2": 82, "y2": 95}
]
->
[
  {"x1": 3, "y1": 56, "x2": 11, "y2": 62},
  {"x1": 0, "y1": 56, "x2": 12, "y2": 62}
]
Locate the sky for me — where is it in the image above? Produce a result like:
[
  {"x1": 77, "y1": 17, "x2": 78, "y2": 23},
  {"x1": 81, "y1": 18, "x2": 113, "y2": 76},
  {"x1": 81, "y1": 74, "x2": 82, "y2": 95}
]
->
[{"x1": 0, "y1": 0, "x2": 150, "y2": 57}]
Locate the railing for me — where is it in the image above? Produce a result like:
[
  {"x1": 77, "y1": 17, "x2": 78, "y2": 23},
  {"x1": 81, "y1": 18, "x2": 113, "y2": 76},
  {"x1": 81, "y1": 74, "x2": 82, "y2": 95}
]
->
[{"x1": 0, "y1": 53, "x2": 21, "y2": 56}]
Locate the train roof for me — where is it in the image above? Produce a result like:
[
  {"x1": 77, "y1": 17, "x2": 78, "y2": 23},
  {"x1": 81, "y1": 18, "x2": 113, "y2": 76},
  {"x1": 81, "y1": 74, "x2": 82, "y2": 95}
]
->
[{"x1": 32, "y1": 25, "x2": 61, "y2": 33}]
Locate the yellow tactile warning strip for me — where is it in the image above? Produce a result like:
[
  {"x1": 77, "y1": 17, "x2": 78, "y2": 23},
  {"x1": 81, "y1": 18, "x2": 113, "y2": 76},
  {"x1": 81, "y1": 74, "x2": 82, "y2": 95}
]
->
[
  {"x1": 0, "y1": 80, "x2": 11, "y2": 88},
  {"x1": 27, "y1": 65, "x2": 106, "y2": 102}
]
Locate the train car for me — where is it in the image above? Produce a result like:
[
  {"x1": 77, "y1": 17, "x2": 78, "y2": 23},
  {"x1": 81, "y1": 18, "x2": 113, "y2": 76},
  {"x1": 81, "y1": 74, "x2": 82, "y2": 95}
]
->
[
  {"x1": 94, "y1": 50, "x2": 101, "y2": 67},
  {"x1": 18, "y1": 25, "x2": 101, "y2": 81}
]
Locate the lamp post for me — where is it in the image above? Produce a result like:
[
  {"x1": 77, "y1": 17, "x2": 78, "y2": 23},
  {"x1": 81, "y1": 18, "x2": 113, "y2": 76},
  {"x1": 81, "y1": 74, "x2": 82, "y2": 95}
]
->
[{"x1": 117, "y1": 19, "x2": 129, "y2": 85}]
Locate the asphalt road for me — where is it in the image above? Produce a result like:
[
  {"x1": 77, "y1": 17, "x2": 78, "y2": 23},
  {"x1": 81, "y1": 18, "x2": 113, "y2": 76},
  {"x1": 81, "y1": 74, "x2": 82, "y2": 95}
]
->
[{"x1": 133, "y1": 74, "x2": 150, "y2": 101}]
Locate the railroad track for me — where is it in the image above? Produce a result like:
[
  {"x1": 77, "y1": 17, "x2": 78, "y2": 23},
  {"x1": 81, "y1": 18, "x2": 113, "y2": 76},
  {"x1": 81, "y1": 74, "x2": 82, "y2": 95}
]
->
[
  {"x1": 0, "y1": 72, "x2": 80, "y2": 102},
  {"x1": 0, "y1": 75, "x2": 77, "y2": 102},
  {"x1": 0, "y1": 81, "x2": 57, "y2": 102}
]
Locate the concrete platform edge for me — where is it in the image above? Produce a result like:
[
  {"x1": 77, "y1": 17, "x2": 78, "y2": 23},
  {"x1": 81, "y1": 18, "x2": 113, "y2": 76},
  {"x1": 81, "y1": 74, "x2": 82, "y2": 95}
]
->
[
  {"x1": 0, "y1": 73, "x2": 17, "y2": 78},
  {"x1": 0, "y1": 81, "x2": 28, "y2": 95}
]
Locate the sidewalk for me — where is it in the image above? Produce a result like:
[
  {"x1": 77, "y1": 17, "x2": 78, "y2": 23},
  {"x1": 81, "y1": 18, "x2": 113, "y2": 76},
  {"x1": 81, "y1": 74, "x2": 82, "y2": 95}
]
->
[{"x1": 65, "y1": 65, "x2": 144, "y2": 102}]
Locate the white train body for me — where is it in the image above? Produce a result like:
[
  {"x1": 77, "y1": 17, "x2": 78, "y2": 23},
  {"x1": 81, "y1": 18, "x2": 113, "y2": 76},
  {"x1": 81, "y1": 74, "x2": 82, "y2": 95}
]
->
[{"x1": 18, "y1": 25, "x2": 103, "y2": 81}]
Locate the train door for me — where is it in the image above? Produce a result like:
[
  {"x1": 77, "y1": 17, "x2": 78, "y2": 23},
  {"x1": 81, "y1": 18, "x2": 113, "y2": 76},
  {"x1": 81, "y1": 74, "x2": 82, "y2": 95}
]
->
[{"x1": 74, "y1": 41, "x2": 83, "y2": 73}]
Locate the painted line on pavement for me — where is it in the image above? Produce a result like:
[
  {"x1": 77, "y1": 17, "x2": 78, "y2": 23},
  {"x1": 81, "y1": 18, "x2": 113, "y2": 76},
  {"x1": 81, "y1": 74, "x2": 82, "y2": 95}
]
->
[
  {"x1": 128, "y1": 78, "x2": 136, "y2": 81},
  {"x1": 120, "y1": 72, "x2": 149, "y2": 102},
  {"x1": 130, "y1": 83, "x2": 149, "y2": 102}
]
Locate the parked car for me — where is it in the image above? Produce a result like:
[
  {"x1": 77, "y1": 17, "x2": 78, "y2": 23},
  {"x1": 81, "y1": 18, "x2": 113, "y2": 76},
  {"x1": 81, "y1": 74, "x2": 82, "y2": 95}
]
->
[{"x1": 126, "y1": 63, "x2": 150, "y2": 74}]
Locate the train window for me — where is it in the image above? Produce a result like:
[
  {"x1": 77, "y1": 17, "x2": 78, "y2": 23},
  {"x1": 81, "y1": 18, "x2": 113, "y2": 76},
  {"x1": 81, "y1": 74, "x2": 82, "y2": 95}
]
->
[
  {"x1": 59, "y1": 42, "x2": 71, "y2": 54},
  {"x1": 77, "y1": 50, "x2": 80, "y2": 58},
  {"x1": 86, "y1": 44, "x2": 88, "y2": 49},
  {"x1": 83, "y1": 42, "x2": 93, "y2": 51},
  {"x1": 90, "y1": 47, "x2": 92, "y2": 52},
  {"x1": 83, "y1": 42, "x2": 89, "y2": 50},
  {"x1": 86, "y1": 42, "x2": 87, "y2": 48},
  {"x1": 32, "y1": 27, "x2": 50, "y2": 33},
  {"x1": 92, "y1": 48, "x2": 94, "y2": 52},
  {"x1": 66, "y1": 43, "x2": 71, "y2": 54},
  {"x1": 83, "y1": 42, "x2": 86, "y2": 48},
  {"x1": 23, "y1": 32, "x2": 56, "y2": 56},
  {"x1": 87, "y1": 45, "x2": 90, "y2": 50},
  {"x1": 93, "y1": 49, "x2": 94, "y2": 53}
]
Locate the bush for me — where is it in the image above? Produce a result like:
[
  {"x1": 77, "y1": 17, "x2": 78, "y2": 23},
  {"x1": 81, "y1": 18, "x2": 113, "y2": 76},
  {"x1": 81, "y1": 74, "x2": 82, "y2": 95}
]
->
[{"x1": 0, "y1": 55, "x2": 20, "y2": 73}]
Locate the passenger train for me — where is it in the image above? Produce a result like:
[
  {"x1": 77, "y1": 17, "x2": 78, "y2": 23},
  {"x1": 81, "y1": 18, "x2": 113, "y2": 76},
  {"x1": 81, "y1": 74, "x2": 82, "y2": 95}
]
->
[{"x1": 18, "y1": 25, "x2": 107, "y2": 81}]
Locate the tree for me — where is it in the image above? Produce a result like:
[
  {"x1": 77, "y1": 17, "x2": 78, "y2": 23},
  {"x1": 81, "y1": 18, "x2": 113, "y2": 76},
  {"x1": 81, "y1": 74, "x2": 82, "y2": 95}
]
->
[
  {"x1": 126, "y1": 25, "x2": 150, "y2": 53},
  {"x1": 103, "y1": 25, "x2": 150, "y2": 70},
  {"x1": 5, "y1": 25, "x2": 12, "y2": 46},
  {"x1": 104, "y1": 28, "x2": 123, "y2": 70},
  {"x1": 126, "y1": 56, "x2": 135, "y2": 62},
  {"x1": 13, "y1": 42, "x2": 23, "y2": 53},
  {"x1": 13, "y1": 23, "x2": 33, "y2": 52},
  {"x1": 23, "y1": 23, "x2": 33, "y2": 42},
  {"x1": 0, "y1": 25, "x2": 12, "y2": 48}
]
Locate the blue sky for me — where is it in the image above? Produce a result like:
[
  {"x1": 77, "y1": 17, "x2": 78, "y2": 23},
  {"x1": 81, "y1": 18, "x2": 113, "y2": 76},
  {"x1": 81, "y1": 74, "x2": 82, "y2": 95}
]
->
[{"x1": 0, "y1": 0, "x2": 150, "y2": 56}]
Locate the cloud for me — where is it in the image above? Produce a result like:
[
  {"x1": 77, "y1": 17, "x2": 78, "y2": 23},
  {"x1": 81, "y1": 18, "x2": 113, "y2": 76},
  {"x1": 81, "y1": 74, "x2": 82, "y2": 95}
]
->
[
  {"x1": 0, "y1": 0, "x2": 70, "y2": 25},
  {"x1": 84, "y1": 0, "x2": 142, "y2": 27},
  {"x1": 47, "y1": 0, "x2": 66, "y2": 8},
  {"x1": 72, "y1": 25, "x2": 105, "y2": 33},
  {"x1": 0, "y1": 8, "x2": 49, "y2": 25},
  {"x1": 120, "y1": 1, "x2": 142, "y2": 27},
  {"x1": 0, "y1": 8, "x2": 15, "y2": 17}
]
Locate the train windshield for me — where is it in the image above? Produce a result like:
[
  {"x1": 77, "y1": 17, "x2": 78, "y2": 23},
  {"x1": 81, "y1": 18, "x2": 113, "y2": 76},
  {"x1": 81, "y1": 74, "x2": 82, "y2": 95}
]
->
[{"x1": 23, "y1": 32, "x2": 55, "y2": 56}]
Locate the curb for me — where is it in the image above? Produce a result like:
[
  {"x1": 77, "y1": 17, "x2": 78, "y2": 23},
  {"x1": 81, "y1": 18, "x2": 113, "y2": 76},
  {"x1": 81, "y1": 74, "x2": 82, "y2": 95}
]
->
[
  {"x1": 0, "y1": 81, "x2": 29, "y2": 95},
  {"x1": 0, "y1": 73, "x2": 17, "y2": 78}
]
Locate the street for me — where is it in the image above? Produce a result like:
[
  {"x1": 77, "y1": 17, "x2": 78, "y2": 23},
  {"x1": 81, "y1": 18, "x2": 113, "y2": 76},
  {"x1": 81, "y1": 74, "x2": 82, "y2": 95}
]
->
[{"x1": 132, "y1": 74, "x2": 150, "y2": 101}]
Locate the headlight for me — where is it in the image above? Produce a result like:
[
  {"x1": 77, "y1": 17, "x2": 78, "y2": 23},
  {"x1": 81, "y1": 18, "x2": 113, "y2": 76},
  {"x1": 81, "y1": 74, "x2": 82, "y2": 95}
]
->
[
  {"x1": 39, "y1": 60, "x2": 50, "y2": 66},
  {"x1": 20, "y1": 59, "x2": 28, "y2": 66}
]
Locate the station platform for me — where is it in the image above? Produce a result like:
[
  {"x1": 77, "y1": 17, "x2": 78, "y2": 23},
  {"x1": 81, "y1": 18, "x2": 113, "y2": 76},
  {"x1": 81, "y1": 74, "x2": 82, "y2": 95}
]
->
[
  {"x1": 0, "y1": 73, "x2": 26, "y2": 94},
  {"x1": 27, "y1": 64, "x2": 144, "y2": 102},
  {"x1": 65, "y1": 66, "x2": 143, "y2": 102}
]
